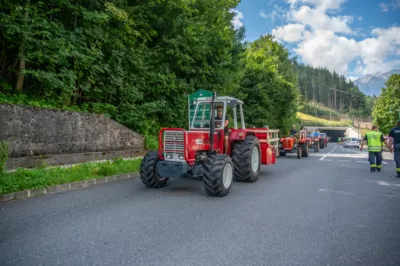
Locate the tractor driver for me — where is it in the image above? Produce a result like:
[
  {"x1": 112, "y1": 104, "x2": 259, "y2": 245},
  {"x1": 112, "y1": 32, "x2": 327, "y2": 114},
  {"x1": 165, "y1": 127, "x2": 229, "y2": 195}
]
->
[
  {"x1": 215, "y1": 106, "x2": 229, "y2": 154},
  {"x1": 290, "y1": 125, "x2": 297, "y2": 137}
]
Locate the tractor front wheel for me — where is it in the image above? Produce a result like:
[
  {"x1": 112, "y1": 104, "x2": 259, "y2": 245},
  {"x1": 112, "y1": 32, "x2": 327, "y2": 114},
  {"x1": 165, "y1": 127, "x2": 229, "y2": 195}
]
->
[
  {"x1": 232, "y1": 135, "x2": 261, "y2": 182},
  {"x1": 203, "y1": 154, "x2": 233, "y2": 197},
  {"x1": 139, "y1": 151, "x2": 169, "y2": 188}
]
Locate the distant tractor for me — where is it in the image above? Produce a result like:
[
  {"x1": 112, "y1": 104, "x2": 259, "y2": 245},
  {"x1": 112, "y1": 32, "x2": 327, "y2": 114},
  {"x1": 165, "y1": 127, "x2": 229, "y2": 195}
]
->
[
  {"x1": 279, "y1": 130, "x2": 310, "y2": 159},
  {"x1": 319, "y1": 133, "x2": 328, "y2": 148},
  {"x1": 139, "y1": 92, "x2": 280, "y2": 197},
  {"x1": 311, "y1": 134, "x2": 320, "y2": 152}
]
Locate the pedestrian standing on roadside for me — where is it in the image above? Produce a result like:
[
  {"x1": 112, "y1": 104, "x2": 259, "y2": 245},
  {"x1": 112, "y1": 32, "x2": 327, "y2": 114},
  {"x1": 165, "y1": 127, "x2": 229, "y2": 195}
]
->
[
  {"x1": 360, "y1": 125, "x2": 391, "y2": 172},
  {"x1": 388, "y1": 120, "x2": 400, "y2": 177}
]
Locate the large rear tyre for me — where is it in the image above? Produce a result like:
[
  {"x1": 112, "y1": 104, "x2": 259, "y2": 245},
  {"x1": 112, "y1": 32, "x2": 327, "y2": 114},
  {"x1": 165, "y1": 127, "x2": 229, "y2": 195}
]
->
[
  {"x1": 203, "y1": 154, "x2": 233, "y2": 197},
  {"x1": 302, "y1": 142, "x2": 309, "y2": 157},
  {"x1": 232, "y1": 135, "x2": 261, "y2": 183},
  {"x1": 297, "y1": 144, "x2": 302, "y2": 159},
  {"x1": 139, "y1": 151, "x2": 169, "y2": 188},
  {"x1": 314, "y1": 141, "x2": 318, "y2": 152},
  {"x1": 320, "y1": 139, "x2": 325, "y2": 149}
]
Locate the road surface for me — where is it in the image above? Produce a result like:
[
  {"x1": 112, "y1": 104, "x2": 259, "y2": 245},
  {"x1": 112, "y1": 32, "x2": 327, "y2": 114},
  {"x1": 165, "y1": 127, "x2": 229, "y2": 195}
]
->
[{"x1": 1, "y1": 144, "x2": 400, "y2": 266}]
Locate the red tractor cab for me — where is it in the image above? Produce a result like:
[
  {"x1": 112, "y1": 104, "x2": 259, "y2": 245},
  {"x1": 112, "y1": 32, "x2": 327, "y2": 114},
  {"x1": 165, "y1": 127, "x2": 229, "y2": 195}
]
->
[
  {"x1": 139, "y1": 92, "x2": 280, "y2": 197},
  {"x1": 279, "y1": 129, "x2": 310, "y2": 159}
]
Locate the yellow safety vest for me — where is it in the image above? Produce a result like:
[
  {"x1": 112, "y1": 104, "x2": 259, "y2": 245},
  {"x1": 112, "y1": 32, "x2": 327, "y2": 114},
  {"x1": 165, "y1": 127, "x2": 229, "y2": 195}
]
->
[{"x1": 365, "y1": 131, "x2": 383, "y2": 152}]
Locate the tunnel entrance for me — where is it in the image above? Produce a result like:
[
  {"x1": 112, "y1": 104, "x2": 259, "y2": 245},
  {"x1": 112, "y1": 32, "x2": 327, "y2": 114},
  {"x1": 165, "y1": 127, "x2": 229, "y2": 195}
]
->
[{"x1": 319, "y1": 130, "x2": 346, "y2": 142}]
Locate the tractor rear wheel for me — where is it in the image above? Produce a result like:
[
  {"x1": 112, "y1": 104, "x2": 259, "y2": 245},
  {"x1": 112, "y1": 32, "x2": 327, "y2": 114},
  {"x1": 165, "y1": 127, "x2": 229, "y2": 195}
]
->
[
  {"x1": 320, "y1": 139, "x2": 325, "y2": 149},
  {"x1": 203, "y1": 154, "x2": 233, "y2": 197},
  {"x1": 297, "y1": 144, "x2": 302, "y2": 159},
  {"x1": 302, "y1": 142, "x2": 309, "y2": 157},
  {"x1": 232, "y1": 135, "x2": 261, "y2": 183},
  {"x1": 139, "y1": 151, "x2": 169, "y2": 188}
]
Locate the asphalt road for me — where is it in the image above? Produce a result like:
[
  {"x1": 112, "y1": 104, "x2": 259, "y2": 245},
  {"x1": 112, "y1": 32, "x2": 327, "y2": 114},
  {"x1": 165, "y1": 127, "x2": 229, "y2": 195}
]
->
[{"x1": 1, "y1": 143, "x2": 400, "y2": 266}]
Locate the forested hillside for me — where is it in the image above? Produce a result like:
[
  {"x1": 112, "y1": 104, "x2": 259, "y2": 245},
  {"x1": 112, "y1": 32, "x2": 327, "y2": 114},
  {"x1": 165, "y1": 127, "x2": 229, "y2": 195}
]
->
[
  {"x1": 293, "y1": 61, "x2": 374, "y2": 120},
  {"x1": 0, "y1": 0, "x2": 300, "y2": 141}
]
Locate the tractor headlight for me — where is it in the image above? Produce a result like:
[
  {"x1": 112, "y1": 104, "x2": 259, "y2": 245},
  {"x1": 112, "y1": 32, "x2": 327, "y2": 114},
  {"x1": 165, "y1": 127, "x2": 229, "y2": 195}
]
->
[
  {"x1": 166, "y1": 154, "x2": 173, "y2": 159},
  {"x1": 179, "y1": 155, "x2": 184, "y2": 160}
]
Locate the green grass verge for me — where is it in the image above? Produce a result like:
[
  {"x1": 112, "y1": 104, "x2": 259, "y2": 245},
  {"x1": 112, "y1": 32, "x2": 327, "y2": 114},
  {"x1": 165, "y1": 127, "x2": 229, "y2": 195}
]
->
[
  {"x1": 297, "y1": 112, "x2": 349, "y2": 127},
  {"x1": 0, "y1": 157, "x2": 142, "y2": 195}
]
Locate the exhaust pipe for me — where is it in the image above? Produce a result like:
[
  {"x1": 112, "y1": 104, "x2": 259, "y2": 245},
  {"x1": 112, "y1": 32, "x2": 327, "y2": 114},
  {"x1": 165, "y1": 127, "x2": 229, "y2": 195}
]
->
[{"x1": 209, "y1": 92, "x2": 216, "y2": 153}]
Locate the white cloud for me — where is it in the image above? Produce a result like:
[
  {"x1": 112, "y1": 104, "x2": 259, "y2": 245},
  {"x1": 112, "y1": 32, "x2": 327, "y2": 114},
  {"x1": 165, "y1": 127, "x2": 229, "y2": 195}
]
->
[
  {"x1": 358, "y1": 16, "x2": 362, "y2": 20},
  {"x1": 288, "y1": 5, "x2": 353, "y2": 34},
  {"x1": 379, "y1": 0, "x2": 400, "y2": 12},
  {"x1": 231, "y1": 10, "x2": 243, "y2": 29},
  {"x1": 271, "y1": 1, "x2": 400, "y2": 76},
  {"x1": 260, "y1": 10, "x2": 269, "y2": 19},
  {"x1": 272, "y1": 24, "x2": 306, "y2": 42},
  {"x1": 293, "y1": 30, "x2": 359, "y2": 73},
  {"x1": 380, "y1": 2, "x2": 389, "y2": 12},
  {"x1": 286, "y1": 0, "x2": 345, "y2": 11},
  {"x1": 259, "y1": 5, "x2": 288, "y2": 26},
  {"x1": 358, "y1": 27, "x2": 400, "y2": 74},
  {"x1": 347, "y1": 76, "x2": 359, "y2": 82}
]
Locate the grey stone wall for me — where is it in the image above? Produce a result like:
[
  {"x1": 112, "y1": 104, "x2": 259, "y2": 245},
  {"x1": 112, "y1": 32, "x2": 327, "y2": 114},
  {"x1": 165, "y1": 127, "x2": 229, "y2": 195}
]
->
[{"x1": 0, "y1": 104, "x2": 145, "y2": 157}]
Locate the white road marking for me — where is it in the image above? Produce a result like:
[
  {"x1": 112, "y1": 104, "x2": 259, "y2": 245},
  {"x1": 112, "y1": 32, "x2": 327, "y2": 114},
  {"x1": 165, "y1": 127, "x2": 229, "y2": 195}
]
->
[
  {"x1": 338, "y1": 160, "x2": 350, "y2": 162},
  {"x1": 368, "y1": 180, "x2": 400, "y2": 187},
  {"x1": 356, "y1": 161, "x2": 369, "y2": 164},
  {"x1": 343, "y1": 148, "x2": 369, "y2": 156},
  {"x1": 380, "y1": 194, "x2": 398, "y2": 198},
  {"x1": 318, "y1": 188, "x2": 351, "y2": 195},
  {"x1": 319, "y1": 146, "x2": 336, "y2": 161}
]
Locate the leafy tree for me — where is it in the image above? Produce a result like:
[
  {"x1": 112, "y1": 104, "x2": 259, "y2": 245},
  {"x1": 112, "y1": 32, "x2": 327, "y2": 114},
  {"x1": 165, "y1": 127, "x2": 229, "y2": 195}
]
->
[
  {"x1": 237, "y1": 35, "x2": 298, "y2": 132},
  {"x1": 372, "y1": 74, "x2": 400, "y2": 133}
]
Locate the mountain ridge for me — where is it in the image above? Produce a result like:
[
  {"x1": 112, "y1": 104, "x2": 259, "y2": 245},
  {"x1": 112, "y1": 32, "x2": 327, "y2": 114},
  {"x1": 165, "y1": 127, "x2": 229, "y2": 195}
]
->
[{"x1": 353, "y1": 68, "x2": 400, "y2": 96}]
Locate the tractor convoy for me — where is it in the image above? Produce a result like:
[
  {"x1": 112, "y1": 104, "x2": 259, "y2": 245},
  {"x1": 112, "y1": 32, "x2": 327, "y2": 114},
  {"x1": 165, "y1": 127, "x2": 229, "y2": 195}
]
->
[{"x1": 139, "y1": 90, "x2": 328, "y2": 197}]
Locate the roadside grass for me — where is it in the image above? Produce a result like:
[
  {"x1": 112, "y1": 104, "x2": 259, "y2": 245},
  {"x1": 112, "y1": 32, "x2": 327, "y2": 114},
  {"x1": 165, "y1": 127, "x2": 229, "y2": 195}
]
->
[
  {"x1": 297, "y1": 112, "x2": 349, "y2": 127},
  {"x1": 0, "y1": 157, "x2": 142, "y2": 195}
]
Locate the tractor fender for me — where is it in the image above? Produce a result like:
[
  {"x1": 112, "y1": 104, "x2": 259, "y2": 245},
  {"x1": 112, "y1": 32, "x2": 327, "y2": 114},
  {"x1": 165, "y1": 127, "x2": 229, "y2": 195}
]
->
[{"x1": 229, "y1": 129, "x2": 248, "y2": 141}]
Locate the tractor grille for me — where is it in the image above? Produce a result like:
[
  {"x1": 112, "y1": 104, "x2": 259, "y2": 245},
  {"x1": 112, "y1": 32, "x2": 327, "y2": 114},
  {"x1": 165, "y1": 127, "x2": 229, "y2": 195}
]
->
[{"x1": 163, "y1": 130, "x2": 185, "y2": 161}]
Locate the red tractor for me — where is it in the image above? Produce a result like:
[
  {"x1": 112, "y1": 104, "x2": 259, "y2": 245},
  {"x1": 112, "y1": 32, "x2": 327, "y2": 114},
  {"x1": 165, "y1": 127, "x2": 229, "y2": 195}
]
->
[
  {"x1": 279, "y1": 130, "x2": 310, "y2": 159},
  {"x1": 319, "y1": 133, "x2": 328, "y2": 148},
  {"x1": 139, "y1": 93, "x2": 280, "y2": 197},
  {"x1": 311, "y1": 135, "x2": 320, "y2": 152}
]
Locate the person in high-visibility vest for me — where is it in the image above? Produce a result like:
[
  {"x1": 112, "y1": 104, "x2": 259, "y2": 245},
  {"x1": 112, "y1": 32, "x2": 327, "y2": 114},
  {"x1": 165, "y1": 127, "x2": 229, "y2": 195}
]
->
[
  {"x1": 360, "y1": 125, "x2": 391, "y2": 172},
  {"x1": 388, "y1": 120, "x2": 400, "y2": 177}
]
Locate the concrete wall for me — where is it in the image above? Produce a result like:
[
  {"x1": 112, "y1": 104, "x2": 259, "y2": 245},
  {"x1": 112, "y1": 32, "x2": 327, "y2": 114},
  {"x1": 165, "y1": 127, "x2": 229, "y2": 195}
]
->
[
  {"x1": 354, "y1": 122, "x2": 372, "y2": 129},
  {"x1": 0, "y1": 104, "x2": 145, "y2": 159}
]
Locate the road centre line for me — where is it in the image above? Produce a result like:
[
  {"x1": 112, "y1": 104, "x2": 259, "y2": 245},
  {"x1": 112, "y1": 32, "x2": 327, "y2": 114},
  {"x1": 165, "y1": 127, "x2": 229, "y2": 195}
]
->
[
  {"x1": 318, "y1": 188, "x2": 352, "y2": 195},
  {"x1": 319, "y1": 146, "x2": 336, "y2": 161},
  {"x1": 320, "y1": 159, "x2": 388, "y2": 165}
]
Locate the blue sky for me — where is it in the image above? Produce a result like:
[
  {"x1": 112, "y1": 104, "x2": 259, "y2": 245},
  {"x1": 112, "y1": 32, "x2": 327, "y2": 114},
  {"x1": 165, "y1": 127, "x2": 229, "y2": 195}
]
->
[{"x1": 232, "y1": 0, "x2": 400, "y2": 80}]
